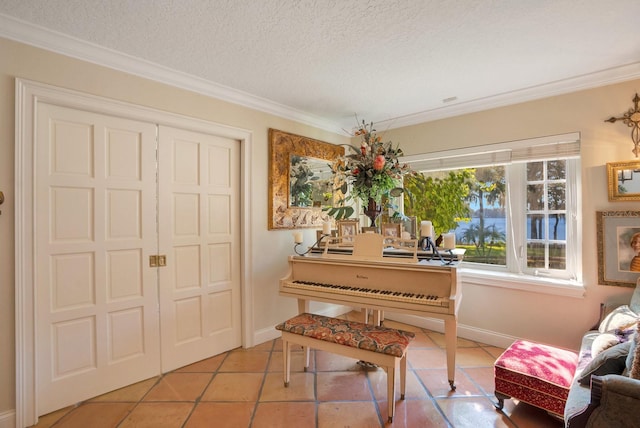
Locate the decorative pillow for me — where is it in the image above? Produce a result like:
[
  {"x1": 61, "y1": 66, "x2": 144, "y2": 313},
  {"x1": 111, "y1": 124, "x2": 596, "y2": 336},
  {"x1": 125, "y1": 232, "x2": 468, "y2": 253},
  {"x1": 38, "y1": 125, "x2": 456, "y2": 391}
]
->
[
  {"x1": 591, "y1": 333, "x2": 621, "y2": 356},
  {"x1": 598, "y1": 305, "x2": 639, "y2": 333},
  {"x1": 628, "y1": 323, "x2": 640, "y2": 379},
  {"x1": 578, "y1": 341, "x2": 631, "y2": 386}
]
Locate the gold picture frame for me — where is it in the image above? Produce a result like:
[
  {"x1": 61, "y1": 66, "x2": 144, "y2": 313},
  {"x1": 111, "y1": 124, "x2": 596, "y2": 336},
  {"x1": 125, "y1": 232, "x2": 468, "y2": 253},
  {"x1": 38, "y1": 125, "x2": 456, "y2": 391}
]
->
[
  {"x1": 597, "y1": 210, "x2": 640, "y2": 287},
  {"x1": 381, "y1": 223, "x2": 402, "y2": 238},
  {"x1": 268, "y1": 129, "x2": 344, "y2": 229},
  {"x1": 606, "y1": 160, "x2": 640, "y2": 201},
  {"x1": 337, "y1": 220, "x2": 359, "y2": 244}
]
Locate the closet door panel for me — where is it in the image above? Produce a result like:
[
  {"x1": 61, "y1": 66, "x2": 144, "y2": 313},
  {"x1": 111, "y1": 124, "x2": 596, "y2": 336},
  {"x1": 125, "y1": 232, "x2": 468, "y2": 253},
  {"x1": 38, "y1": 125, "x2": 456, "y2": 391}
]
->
[
  {"x1": 158, "y1": 126, "x2": 242, "y2": 371},
  {"x1": 34, "y1": 103, "x2": 160, "y2": 415}
]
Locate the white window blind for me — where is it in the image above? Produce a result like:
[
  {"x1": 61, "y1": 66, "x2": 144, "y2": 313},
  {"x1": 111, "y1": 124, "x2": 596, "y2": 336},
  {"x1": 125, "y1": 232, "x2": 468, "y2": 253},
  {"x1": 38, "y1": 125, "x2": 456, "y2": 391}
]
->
[{"x1": 402, "y1": 132, "x2": 580, "y2": 171}]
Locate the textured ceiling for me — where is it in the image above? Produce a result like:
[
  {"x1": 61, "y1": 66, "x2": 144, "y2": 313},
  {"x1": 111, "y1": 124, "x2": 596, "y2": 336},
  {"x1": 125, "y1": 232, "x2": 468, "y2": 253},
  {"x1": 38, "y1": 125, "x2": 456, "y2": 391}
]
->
[{"x1": 1, "y1": 0, "x2": 639, "y2": 133}]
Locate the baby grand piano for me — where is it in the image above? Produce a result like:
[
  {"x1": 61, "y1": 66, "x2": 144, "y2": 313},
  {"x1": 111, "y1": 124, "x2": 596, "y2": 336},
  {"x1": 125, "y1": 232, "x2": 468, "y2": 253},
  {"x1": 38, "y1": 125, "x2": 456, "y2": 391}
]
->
[{"x1": 279, "y1": 233, "x2": 462, "y2": 389}]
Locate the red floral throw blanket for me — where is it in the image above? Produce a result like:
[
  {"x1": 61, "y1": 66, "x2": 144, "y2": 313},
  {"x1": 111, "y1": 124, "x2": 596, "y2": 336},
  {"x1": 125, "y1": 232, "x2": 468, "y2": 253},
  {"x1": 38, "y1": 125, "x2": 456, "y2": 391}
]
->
[{"x1": 276, "y1": 313, "x2": 415, "y2": 358}]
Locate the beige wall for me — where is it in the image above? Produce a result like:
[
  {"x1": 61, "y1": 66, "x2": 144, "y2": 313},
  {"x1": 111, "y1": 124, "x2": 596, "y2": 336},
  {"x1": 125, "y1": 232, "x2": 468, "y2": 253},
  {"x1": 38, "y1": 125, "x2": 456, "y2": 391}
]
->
[
  {"x1": 1, "y1": 35, "x2": 639, "y2": 417},
  {"x1": 381, "y1": 81, "x2": 639, "y2": 347}
]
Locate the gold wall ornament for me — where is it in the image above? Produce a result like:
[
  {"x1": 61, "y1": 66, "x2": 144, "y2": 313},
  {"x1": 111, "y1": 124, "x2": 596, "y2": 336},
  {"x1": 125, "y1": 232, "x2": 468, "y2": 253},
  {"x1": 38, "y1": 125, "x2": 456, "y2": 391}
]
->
[{"x1": 605, "y1": 93, "x2": 640, "y2": 157}]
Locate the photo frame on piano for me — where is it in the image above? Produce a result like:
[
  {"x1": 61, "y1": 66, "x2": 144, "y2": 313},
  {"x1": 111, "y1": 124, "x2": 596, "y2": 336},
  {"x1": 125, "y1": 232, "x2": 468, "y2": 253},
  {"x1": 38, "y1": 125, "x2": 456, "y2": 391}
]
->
[
  {"x1": 402, "y1": 216, "x2": 417, "y2": 239},
  {"x1": 381, "y1": 222, "x2": 402, "y2": 238},
  {"x1": 337, "y1": 220, "x2": 359, "y2": 244},
  {"x1": 361, "y1": 227, "x2": 377, "y2": 234}
]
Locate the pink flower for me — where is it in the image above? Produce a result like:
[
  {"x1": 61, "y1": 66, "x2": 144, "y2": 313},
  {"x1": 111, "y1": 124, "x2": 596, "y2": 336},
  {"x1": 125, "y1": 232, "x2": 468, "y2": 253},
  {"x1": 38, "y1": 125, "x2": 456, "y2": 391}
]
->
[
  {"x1": 360, "y1": 144, "x2": 367, "y2": 156},
  {"x1": 373, "y1": 155, "x2": 385, "y2": 171}
]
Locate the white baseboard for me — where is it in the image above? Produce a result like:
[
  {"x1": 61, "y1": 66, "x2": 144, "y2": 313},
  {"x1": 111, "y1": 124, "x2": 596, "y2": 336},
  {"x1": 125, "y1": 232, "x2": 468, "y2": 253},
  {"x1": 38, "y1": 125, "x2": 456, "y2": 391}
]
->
[
  {"x1": 0, "y1": 410, "x2": 15, "y2": 428},
  {"x1": 253, "y1": 325, "x2": 281, "y2": 346},
  {"x1": 252, "y1": 305, "x2": 352, "y2": 347},
  {"x1": 384, "y1": 313, "x2": 518, "y2": 349}
]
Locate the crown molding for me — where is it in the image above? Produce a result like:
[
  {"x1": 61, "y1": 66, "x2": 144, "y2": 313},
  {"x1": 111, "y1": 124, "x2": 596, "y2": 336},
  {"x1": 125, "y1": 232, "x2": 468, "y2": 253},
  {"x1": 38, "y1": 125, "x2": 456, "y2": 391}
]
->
[
  {"x1": 2, "y1": 13, "x2": 639, "y2": 135},
  {"x1": 0, "y1": 13, "x2": 344, "y2": 134},
  {"x1": 378, "y1": 62, "x2": 640, "y2": 130}
]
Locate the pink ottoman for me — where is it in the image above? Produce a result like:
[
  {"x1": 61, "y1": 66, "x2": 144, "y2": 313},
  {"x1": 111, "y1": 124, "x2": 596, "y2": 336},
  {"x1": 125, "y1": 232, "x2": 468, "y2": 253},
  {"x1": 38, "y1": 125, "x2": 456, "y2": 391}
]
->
[{"x1": 494, "y1": 340, "x2": 578, "y2": 418}]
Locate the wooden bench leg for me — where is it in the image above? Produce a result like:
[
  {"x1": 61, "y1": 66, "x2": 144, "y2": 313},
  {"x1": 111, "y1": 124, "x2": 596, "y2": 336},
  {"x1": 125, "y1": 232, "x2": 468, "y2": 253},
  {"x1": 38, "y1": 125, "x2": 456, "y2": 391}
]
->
[
  {"x1": 387, "y1": 364, "x2": 396, "y2": 423},
  {"x1": 303, "y1": 345, "x2": 310, "y2": 372},
  {"x1": 387, "y1": 353, "x2": 408, "y2": 423},
  {"x1": 400, "y1": 354, "x2": 407, "y2": 400},
  {"x1": 283, "y1": 338, "x2": 291, "y2": 387},
  {"x1": 494, "y1": 391, "x2": 510, "y2": 411}
]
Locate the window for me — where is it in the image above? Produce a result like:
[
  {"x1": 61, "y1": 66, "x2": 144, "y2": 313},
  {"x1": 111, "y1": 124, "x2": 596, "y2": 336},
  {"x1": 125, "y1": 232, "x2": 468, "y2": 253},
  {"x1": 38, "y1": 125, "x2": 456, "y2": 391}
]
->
[
  {"x1": 402, "y1": 133, "x2": 581, "y2": 286},
  {"x1": 526, "y1": 160, "x2": 567, "y2": 271}
]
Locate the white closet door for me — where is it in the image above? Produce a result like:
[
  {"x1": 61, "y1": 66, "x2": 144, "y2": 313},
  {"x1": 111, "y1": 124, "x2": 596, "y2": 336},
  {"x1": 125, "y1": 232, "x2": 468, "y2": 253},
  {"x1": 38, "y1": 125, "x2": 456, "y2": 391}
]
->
[
  {"x1": 157, "y1": 126, "x2": 242, "y2": 371},
  {"x1": 35, "y1": 103, "x2": 160, "y2": 415}
]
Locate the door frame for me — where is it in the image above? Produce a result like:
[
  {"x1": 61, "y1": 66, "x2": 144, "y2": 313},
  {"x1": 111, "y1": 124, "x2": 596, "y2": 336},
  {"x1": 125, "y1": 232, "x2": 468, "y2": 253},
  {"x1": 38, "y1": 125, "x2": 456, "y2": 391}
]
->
[{"x1": 14, "y1": 78, "x2": 254, "y2": 427}]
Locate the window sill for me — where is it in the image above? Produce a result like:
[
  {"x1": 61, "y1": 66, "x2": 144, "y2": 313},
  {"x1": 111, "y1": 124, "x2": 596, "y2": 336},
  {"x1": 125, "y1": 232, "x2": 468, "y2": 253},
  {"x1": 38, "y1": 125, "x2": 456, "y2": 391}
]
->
[{"x1": 459, "y1": 267, "x2": 585, "y2": 298}]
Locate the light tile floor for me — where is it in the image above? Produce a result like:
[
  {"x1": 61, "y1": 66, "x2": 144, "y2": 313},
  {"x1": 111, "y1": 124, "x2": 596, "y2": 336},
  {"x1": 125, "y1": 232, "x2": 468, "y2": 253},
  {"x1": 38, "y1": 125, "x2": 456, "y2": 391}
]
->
[{"x1": 30, "y1": 312, "x2": 564, "y2": 428}]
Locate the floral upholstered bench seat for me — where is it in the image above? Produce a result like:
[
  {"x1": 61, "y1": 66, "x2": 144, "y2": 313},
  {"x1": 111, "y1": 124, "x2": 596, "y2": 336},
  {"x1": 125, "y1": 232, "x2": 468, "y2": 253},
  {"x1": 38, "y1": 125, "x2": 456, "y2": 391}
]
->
[
  {"x1": 494, "y1": 339, "x2": 579, "y2": 418},
  {"x1": 275, "y1": 313, "x2": 415, "y2": 422}
]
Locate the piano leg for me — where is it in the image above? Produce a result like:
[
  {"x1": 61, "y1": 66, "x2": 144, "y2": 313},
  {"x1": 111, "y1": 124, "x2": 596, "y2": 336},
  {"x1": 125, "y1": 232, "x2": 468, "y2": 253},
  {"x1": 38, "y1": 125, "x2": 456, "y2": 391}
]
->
[
  {"x1": 444, "y1": 318, "x2": 457, "y2": 390},
  {"x1": 297, "y1": 299, "x2": 309, "y2": 314},
  {"x1": 373, "y1": 310, "x2": 383, "y2": 326},
  {"x1": 362, "y1": 309, "x2": 385, "y2": 326}
]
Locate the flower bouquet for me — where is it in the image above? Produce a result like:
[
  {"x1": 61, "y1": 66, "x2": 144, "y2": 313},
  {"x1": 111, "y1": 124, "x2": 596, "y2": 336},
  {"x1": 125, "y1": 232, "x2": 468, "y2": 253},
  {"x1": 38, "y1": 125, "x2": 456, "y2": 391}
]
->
[{"x1": 327, "y1": 119, "x2": 413, "y2": 225}]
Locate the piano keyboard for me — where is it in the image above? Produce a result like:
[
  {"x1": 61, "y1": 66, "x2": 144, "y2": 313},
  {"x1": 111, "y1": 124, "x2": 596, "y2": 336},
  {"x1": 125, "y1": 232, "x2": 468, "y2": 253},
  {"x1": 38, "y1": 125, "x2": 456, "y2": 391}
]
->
[{"x1": 284, "y1": 280, "x2": 448, "y2": 307}]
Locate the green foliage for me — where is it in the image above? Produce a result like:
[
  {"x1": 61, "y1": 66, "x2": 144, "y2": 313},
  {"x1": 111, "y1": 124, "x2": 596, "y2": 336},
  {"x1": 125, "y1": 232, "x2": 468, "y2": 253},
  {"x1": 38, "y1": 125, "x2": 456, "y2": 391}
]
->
[
  {"x1": 465, "y1": 166, "x2": 505, "y2": 248},
  {"x1": 289, "y1": 155, "x2": 316, "y2": 207},
  {"x1": 322, "y1": 180, "x2": 354, "y2": 219},
  {"x1": 323, "y1": 205, "x2": 355, "y2": 220},
  {"x1": 403, "y1": 170, "x2": 473, "y2": 235}
]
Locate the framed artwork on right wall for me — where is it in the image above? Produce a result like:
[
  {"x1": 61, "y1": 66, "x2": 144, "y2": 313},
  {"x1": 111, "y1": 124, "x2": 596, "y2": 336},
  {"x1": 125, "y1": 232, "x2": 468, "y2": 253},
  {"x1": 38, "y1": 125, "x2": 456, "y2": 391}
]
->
[{"x1": 597, "y1": 210, "x2": 640, "y2": 287}]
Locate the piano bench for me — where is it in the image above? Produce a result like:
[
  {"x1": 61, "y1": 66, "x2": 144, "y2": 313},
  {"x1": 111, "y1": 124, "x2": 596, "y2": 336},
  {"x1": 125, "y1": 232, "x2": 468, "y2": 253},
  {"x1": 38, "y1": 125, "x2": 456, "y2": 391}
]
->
[
  {"x1": 275, "y1": 313, "x2": 415, "y2": 423},
  {"x1": 494, "y1": 339, "x2": 578, "y2": 419}
]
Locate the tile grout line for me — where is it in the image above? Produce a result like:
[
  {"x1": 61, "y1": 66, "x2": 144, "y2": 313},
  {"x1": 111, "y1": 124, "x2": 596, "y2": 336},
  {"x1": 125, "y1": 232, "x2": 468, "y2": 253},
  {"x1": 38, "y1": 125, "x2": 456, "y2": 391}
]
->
[
  {"x1": 313, "y1": 347, "x2": 319, "y2": 428},
  {"x1": 247, "y1": 339, "x2": 276, "y2": 427},
  {"x1": 408, "y1": 365, "x2": 455, "y2": 427},
  {"x1": 179, "y1": 356, "x2": 226, "y2": 428},
  {"x1": 457, "y1": 366, "x2": 521, "y2": 428},
  {"x1": 363, "y1": 369, "x2": 385, "y2": 427}
]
